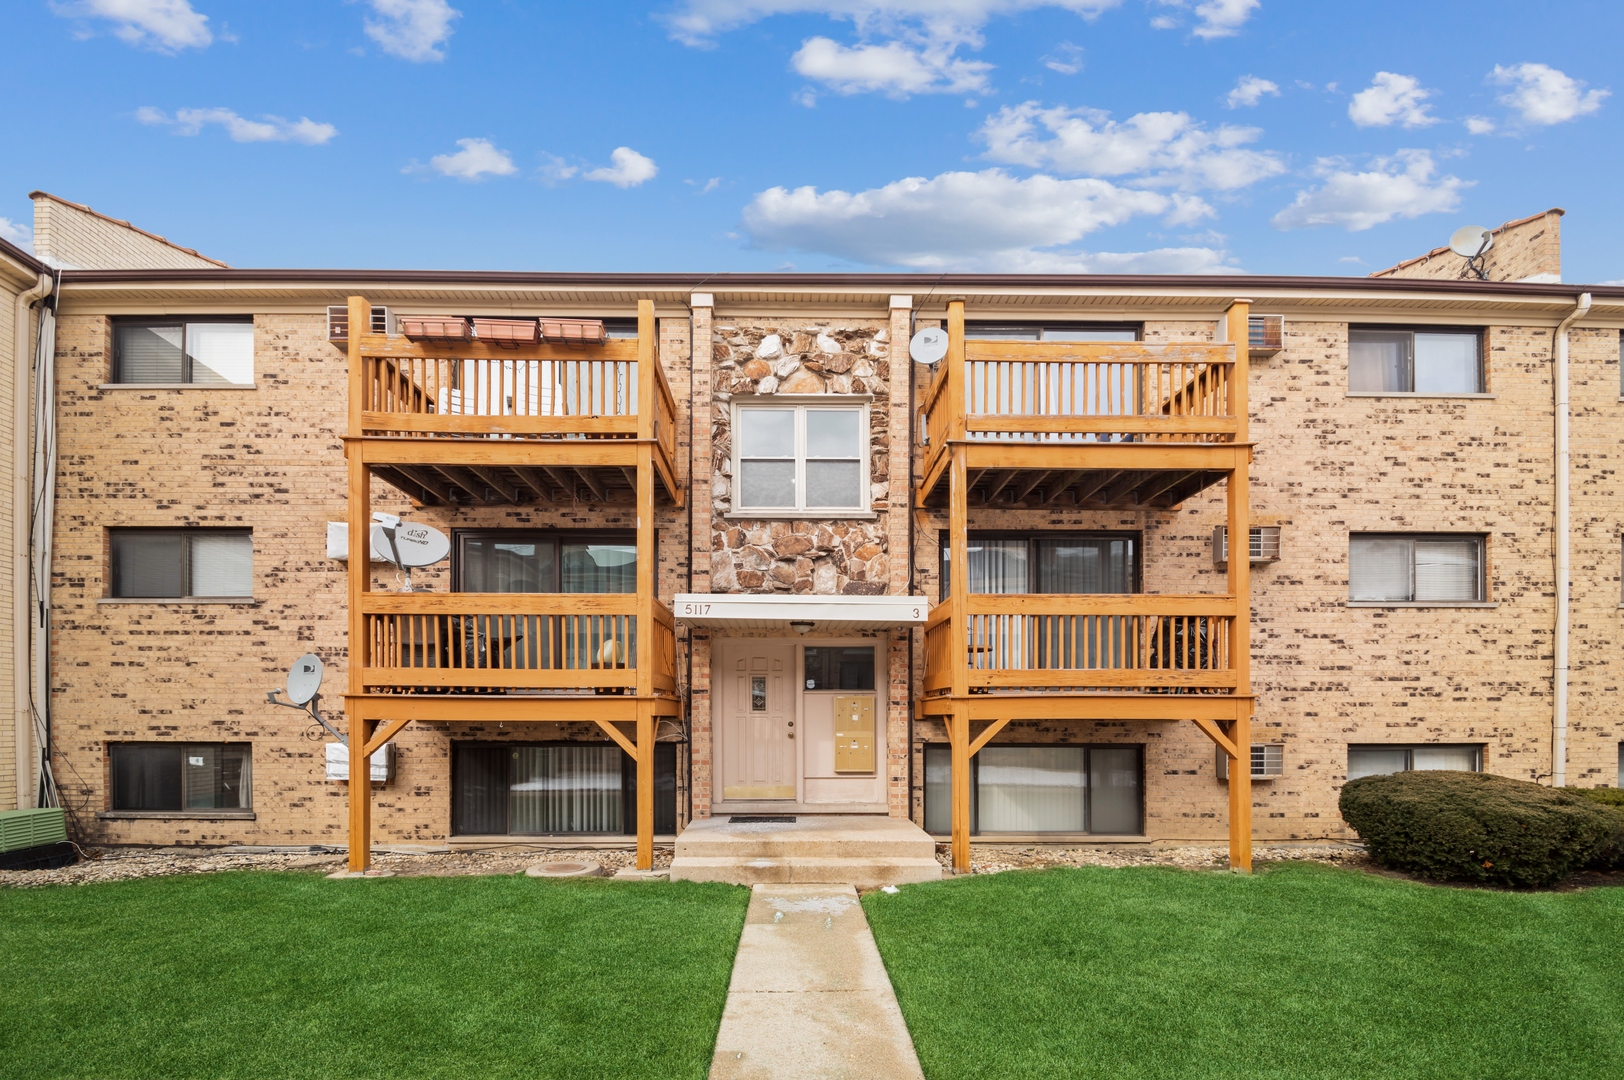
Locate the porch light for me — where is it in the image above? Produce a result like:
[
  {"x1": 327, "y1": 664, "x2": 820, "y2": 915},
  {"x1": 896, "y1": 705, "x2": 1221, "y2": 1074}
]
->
[{"x1": 790, "y1": 620, "x2": 815, "y2": 635}]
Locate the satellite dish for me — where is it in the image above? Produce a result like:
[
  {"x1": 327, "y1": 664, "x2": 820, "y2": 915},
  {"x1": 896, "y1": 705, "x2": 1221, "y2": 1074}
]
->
[
  {"x1": 369, "y1": 521, "x2": 451, "y2": 568},
  {"x1": 910, "y1": 327, "x2": 949, "y2": 365},
  {"x1": 1449, "y1": 225, "x2": 1494, "y2": 260},
  {"x1": 286, "y1": 653, "x2": 324, "y2": 706}
]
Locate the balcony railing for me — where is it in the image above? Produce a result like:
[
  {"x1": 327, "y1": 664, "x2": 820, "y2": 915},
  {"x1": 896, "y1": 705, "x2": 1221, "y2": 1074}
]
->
[
  {"x1": 923, "y1": 341, "x2": 1239, "y2": 457},
  {"x1": 923, "y1": 595, "x2": 1238, "y2": 694},
  {"x1": 357, "y1": 593, "x2": 677, "y2": 695}
]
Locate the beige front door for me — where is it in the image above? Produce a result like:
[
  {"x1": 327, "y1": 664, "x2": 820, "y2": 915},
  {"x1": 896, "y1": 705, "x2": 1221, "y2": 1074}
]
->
[{"x1": 720, "y1": 643, "x2": 796, "y2": 800}]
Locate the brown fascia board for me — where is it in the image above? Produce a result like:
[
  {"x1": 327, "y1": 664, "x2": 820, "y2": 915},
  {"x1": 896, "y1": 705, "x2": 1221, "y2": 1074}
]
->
[{"x1": 52, "y1": 266, "x2": 1624, "y2": 301}]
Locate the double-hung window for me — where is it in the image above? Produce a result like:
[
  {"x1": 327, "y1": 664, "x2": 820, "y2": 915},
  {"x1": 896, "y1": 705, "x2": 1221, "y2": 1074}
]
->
[
  {"x1": 109, "y1": 743, "x2": 252, "y2": 811},
  {"x1": 734, "y1": 403, "x2": 867, "y2": 514},
  {"x1": 1349, "y1": 327, "x2": 1482, "y2": 394},
  {"x1": 112, "y1": 318, "x2": 254, "y2": 385},
  {"x1": 110, "y1": 529, "x2": 253, "y2": 599},
  {"x1": 1347, "y1": 744, "x2": 1482, "y2": 780},
  {"x1": 1349, "y1": 534, "x2": 1484, "y2": 604}
]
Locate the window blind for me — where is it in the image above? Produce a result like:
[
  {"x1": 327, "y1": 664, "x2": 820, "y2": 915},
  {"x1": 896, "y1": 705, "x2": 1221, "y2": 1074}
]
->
[
  {"x1": 114, "y1": 324, "x2": 185, "y2": 383},
  {"x1": 188, "y1": 533, "x2": 253, "y2": 597}
]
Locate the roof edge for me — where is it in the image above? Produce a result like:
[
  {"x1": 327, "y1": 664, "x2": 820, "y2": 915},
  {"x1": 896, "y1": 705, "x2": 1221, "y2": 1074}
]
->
[
  {"x1": 1370, "y1": 208, "x2": 1564, "y2": 278},
  {"x1": 0, "y1": 235, "x2": 49, "y2": 277}
]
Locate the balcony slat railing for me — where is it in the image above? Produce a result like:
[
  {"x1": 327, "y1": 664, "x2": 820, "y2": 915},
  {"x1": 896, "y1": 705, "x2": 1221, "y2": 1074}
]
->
[
  {"x1": 359, "y1": 593, "x2": 679, "y2": 693},
  {"x1": 923, "y1": 594, "x2": 1238, "y2": 694}
]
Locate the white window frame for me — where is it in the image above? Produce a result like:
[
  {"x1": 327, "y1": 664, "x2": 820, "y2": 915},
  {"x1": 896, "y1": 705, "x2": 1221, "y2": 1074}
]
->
[
  {"x1": 1346, "y1": 325, "x2": 1489, "y2": 397},
  {"x1": 730, "y1": 397, "x2": 872, "y2": 518},
  {"x1": 1347, "y1": 532, "x2": 1490, "y2": 607}
]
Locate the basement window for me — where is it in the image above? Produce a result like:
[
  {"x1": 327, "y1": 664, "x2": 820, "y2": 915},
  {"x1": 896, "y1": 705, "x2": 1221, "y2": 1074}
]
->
[
  {"x1": 110, "y1": 529, "x2": 253, "y2": 599},
  {"x1": 113, "y1": 318, "x2": 254, "y2": 385},
  {"x1": 110, "y1": 743, "x2": 252, "y2": 811},
  {"x1": 1348, "y1": 534, "x2": 1484, "y2": 604},
  {"x1": 1349, "y1": 327, "x2": 1482, "y2": 394},
  {"x1": 1347, "y1": 745, "x2": 1482, "y2": 780},
  {"x1": 923, "y1": 744, "x2": 1143, "y2": 835}
]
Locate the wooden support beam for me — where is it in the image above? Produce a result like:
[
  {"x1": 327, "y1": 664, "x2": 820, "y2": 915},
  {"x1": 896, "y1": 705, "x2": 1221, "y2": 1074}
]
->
[
  {"x1": 1011, "y1": 470, "x2": 1049, "y2": 503},
  {"x1": 541, "y1": 466, "x2": 578, "y2": 499},
  {"x1": 575, "y1": 465, "x2": 607, "y2": 501},
  {"x1": 1099, "y1": 470, "x2": 1147, "y2": 505},
  {"x1": 431, "y1": 466, "x2": 487, "y2": 504},
  {"x1": 1191, "y1": 716, "x2": 1239, "y2": 760},
  {"x1": 511, "y1": 466, "x2": 553, "y2": 504},
  {"x1": 1039, "y1": 470, "x2": 1085, "y2": 505},
  {"x1": 362, "y1": 716, "x2": 414, "y2": 757},
  {"x1": 636, "y1": 703, "x2": 655, "y2": 870},
  {"x1": 620, "y1": 467, "x2": 638, "y2": 491},
  {"x1": 1136, "y1": 469, "x2": 1197, "y2": 507},
  {"x1": 390, "y1": 464, "x2": 456, "y2": 504},
  {"x1": 592, "y1": 718, "x2": 638, "y2": 758},
  {"x1": 1225, "y1": 297, "x2": 1252, "y2": 874},
  {"x1": 1069, "y1": 470, "x2": 1118, "y2": 505},
  {"x1": 949, "y1": 708, "x2": 971, "y2": 874},
  {"x1": 982, "y1": 469, "x2": 1017, "y2": 503},
  {"x1": 968, "y1": 716, "x2": 1012, "y2": 758},
  {"x1": 345, "y1": 298, "x2": 371, "y2": 874},
  {"x1": 465, "y1": 465, "x2": 520, "y2": 504}
]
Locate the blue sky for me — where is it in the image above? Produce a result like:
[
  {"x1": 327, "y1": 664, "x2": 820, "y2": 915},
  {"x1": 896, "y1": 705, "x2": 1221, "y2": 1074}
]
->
[{"x1": 5, "y1": 1, "x2": 1621, "y2": 280}]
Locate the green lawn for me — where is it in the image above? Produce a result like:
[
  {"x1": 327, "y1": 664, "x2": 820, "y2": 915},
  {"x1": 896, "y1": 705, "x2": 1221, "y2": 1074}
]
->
[
  {"x1": 864, "y1": 862, "x2": 1624, "y2": 1080},
  {"x1": 0, "y1": 872, "x2": 749, "y2": 1080}
]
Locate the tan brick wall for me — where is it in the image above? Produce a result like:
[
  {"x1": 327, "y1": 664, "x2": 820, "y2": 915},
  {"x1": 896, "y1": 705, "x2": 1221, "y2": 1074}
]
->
[
  {"x1": 0, "y1": 270, "x2": 23, "y2": 809},
  {"x1": 1372, "y1": 210, "x2": 1562, "y2": 283},
  {"x1": 32, "y1": 197, "x2": 223, "y2": 272}
]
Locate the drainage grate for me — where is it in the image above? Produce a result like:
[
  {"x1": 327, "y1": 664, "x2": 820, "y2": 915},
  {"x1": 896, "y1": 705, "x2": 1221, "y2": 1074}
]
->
[{"x1": 729, "y1": 815, "x2": 796, "y2": 824}]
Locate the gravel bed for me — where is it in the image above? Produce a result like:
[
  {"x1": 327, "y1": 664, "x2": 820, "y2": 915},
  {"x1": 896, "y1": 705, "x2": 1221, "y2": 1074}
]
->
[
  {"x1": 0, "y1": 846, "x2": 674, "y2": 889},
  {"x1": 935, "y1": 842, "x2": 1366, "y2": 874}
]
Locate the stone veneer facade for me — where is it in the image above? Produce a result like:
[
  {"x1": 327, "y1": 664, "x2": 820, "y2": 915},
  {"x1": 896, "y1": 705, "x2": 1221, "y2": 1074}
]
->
[{"x1": 40, "y1": 275, "x2": 1624, "y2": 849}]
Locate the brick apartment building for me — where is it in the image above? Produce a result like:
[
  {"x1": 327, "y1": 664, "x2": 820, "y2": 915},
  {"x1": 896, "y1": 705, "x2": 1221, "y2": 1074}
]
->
[{"x1": 24, "y1": 197, "x2": 1624, "y2": 869}]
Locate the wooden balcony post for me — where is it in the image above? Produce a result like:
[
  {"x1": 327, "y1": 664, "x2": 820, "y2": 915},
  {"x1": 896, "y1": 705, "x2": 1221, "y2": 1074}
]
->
[
  {"x1": 1224, "y1": 298, "x2": 1252, "y2": 872},
  {"x1": 636, "y1": 299, "x2": 656, "y2": 442},
  {"x1": 346, "y1": 700, "x2": 371, "y2": 872},
  {"x1": 946, "y1": 300, "x2": 966, "y2": 443},
  {"x1": 636, "y1": 702, "x2": 655, "y2": 871},
  {"x1": 345, "y1": 296, "x2": 371, "y2": 873},
  {"x1": 949, "y1": 447, "x2": 969, "y2": 699},
  {"x1": 635, "y1": 441, "x2": 655, "y2": 698},
  {"x1": 949, "y1": 707, "x2": 971, "y2": 873}
]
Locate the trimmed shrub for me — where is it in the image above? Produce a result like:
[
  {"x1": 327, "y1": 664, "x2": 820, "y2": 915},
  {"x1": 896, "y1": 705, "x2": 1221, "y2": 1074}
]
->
[
  {"x1": 1563, "y1": 788, "x2": 1624, "y2": 870},
  {"x1": 1340, "y1": 771, "x2": 1619, "y2": 887}
]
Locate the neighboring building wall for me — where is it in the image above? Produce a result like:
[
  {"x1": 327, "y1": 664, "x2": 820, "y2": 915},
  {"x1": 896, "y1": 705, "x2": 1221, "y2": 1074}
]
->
[
  {"x1": 0, "y1": 244, "x2": 40, "y2": 810},
  {"x1": 30, "y1": 192, "x2": 226, "y2": 271},
  {"x1": 1371, "y1": 209, "x2": 1563, "y2": 283}
]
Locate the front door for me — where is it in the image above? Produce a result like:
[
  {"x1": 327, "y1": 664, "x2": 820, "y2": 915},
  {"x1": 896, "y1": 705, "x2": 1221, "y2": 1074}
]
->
[{"x1": 720, "y1": 644, "x2": 796, "y2": 800}]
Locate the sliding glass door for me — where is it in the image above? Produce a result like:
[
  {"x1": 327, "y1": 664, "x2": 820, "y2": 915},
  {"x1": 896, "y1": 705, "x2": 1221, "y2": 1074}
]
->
[
  {"x1": 923, "y1": 744, "x2": 1143, "y2": 835},
  {"x1": 451, "y1": 742, "x2": 677, "y2": 836}
]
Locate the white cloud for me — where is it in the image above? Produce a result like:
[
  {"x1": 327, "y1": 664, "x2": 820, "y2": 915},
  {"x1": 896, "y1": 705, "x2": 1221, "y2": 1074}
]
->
[
  {"x1": 584, "y1": 147, "x2": 659, "y2": 188},
  {"x1": 1226, "y1": 75, "x2": 1278, "y2": 109},
  {"x1": 791, "y1": 36, "x2": 990, "y2": 95},
  {"x1": 1043, "y1": 42, "x2": 1084, "y2": 75},
  {"x1": 0, "y1": 217, "x2": 33, "y2": 253},
  {"x1": 1347, "y1": 72, "x2": 1438, "y2": 129},
  {"x1": 1150, "y1": 0, "x2": 1259, "y2": 39},
  {"x1": 365, "y1": 0, "x2": 460, "y2": 62},
  {"x1": 136, "y1": 106, "x2": 338, "y2": 144},
  {"x1": 52, "y1": 0, "x2": 212, "y2": 52},
  {"x1": 426, "y1": 138, "x2": 517, "y2": 180},
  {"x1": 1464, "y1": 116, "x2": 1496, "y2": 135},
  {"x1": 742, "y1": 167, "x2": 1214, "y2": 270},
  {"x1": 979, "y1": 102, "x2": 1285, "y2": 191},
  {"x1": 1271, "y1": 150, "x2": 1469, "y2": 232},
  {"x1": 1491, "y1": 63, "x2": 1608, "y2": 126}
]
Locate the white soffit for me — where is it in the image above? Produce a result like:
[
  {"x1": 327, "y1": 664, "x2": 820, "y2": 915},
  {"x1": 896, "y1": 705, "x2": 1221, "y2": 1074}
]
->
[{"x1": 674, "y1": 594, "x2": 930, "y2": 632}]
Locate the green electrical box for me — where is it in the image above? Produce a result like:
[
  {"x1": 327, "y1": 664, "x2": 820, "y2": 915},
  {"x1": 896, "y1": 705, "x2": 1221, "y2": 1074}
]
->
[{"x1": 0, "y1": 808, "x2": 68, "y2": 855}]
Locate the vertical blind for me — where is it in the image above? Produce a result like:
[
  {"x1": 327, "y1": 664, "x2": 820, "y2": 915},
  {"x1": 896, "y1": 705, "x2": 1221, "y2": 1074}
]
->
[
  {"x1": 509, "y1": 745, "x2": 623, "y2": 834},
  {"x1": 923, "y1": 744, "x2": 1143, "y2": 834},
  {"x1": 944, "y1": 535, "x2": 1136, "y2": 597}
]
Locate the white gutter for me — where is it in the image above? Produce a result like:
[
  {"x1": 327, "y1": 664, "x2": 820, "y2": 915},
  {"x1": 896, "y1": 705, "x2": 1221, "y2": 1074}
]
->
[
  {"x1": 12, "y1": 272, "x2": 49, "y2": 809},
  {"x1": 1552, "y1": 291, "x2": 1591, "y2": 788}
]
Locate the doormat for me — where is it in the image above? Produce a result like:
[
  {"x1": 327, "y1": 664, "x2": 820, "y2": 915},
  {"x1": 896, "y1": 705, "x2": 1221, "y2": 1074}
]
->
[{"x1": 729, "y1": 815, "x2": 796, "y2": 824}]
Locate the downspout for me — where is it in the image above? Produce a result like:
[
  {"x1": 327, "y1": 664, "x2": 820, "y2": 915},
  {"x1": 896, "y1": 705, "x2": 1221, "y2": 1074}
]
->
[
  {"x1": 12, "y1": 272, "x2": 49, "y2": 809},
  {"x1": 1552, "y1": 292, "x2": 1591, "y2": 788}
]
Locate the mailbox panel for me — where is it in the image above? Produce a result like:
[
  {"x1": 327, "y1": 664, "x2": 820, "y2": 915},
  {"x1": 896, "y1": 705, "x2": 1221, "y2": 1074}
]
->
[{"x1": 832, "y1": 694, "x2": 876, "y2": 773}]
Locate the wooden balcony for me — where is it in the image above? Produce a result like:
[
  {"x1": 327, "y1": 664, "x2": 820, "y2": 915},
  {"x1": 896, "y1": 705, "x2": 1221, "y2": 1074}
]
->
[
  {"x1": 917, "y1": 301, "x2": 1249, "y2": 509},
  {"x1": 349, "y1": 300, "x2": 681, "y2": 507},
  {"x1": 356, "y1": 593, "x2": 677, "y2": 697},
  {"x1": 922, "y1": 594, "x2": 1240, "y2": 703}
]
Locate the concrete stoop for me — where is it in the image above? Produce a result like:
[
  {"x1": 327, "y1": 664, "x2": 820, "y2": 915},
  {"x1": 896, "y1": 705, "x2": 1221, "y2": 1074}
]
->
[{"x1": 669, "y1": 815, "x2": 942, "y2": 887}]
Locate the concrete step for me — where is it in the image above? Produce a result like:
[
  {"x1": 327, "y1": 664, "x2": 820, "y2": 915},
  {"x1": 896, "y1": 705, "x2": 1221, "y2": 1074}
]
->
[
  {"x1": 670, "y1": 815, "x2": 943, "y2": 887},
  {"x1": 670, "y1": 855, "x2": 942, "y2": 889}
]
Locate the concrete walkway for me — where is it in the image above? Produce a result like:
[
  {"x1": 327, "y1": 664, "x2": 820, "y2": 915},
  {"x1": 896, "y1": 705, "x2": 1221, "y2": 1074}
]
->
[{"x1": 709, "y1": 884, "x2": 925, "y2": 1080}]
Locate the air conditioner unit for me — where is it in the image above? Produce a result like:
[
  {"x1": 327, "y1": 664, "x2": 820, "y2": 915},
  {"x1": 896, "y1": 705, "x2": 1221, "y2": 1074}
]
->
[
  {"x1": 1213, "y1": 525, "x2": 1282, "y2": 564},
  {"x1": 1248, "y1": 314, "x2": 1284, "y2": 358},
  {"x1": 327, "y1": 305, "x2": 395, "y2": 343},
  {"x1": 326, "y1": 741, "x2": 396, "y2": 783},
  {"x1": 1217, "y1": 743, "x2": 1284, "y2": 781}
]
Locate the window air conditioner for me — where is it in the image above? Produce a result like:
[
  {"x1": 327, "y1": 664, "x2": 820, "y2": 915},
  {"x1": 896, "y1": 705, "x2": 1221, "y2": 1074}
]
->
[
  {"x1": 327, "y1": 305, "x2": 395, "y2": 343},
  {"x1": 1213, "y1": 525, "x2": 1282, "y2": 564},
  {"x1": 1248, "y1": 314, "x2": 1284, "y2": 358},
  {"x1": 1217, "y1": 743, "x2": 1284, "y2": 781},
  {"x1": 325, "y1": 741, "x2": 396, "y2": 783}
]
